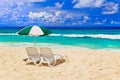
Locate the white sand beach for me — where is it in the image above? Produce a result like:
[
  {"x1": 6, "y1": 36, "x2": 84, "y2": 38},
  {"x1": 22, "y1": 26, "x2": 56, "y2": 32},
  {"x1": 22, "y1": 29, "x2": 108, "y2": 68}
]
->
[{"x1": 0, "y1": 46, "x2": 120, "y2": 80}]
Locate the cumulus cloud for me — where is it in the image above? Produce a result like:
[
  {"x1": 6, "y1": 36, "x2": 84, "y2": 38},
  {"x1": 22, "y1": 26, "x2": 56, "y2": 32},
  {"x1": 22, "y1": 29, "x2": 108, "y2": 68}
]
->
[
  {"x1": 94, "y1": 21, "x2": 103, "y2": 25},
  {"x1": 28, "y1": 11, "x2": 60, "y2": 20},
  {"x1": 93, "y1": 18, "x2": 107, "y2": 25},
  {"x1": 24, "y1": 0, "x2": 46, "y2": 2},
  {"x1": 72, "y1": 0, "x2": 119, "y2": 15},
  {"x1": 0, "y1": 0, "x2": 119, "y2": 26},
  {"x1": 55, "y1": 2, "x2": 64, "y2": 8},
  {"x1": 0, "y1": 0, "x2": 17, "y2": 7},
  {"x1": 111, "y1": 21, "x2": 120, "y2": 24},
  {"x1": 73, "y1": 0, "x2": 105, "y2": 8},
  {"x1": 83, "y1": 16, "x2": 89, "y2": 22},
  {"x1": 28, "y1": 11, "x2": 62, "y2": 24},
  {"x1": 102, "y1": 2, "x2": 119, "y2": 14},
  {"x1": 28, "y1": 10, "x2": 88, "y2": 26},
  {"x1": 0, "y1": 0, "x2": 30, "y2": 25},
  {"x1": 0, "y1": 0, "x2": 88, "y2": 26},
  {"x1": 0, "y1": 0, "x2": 45, "y2": 8}
]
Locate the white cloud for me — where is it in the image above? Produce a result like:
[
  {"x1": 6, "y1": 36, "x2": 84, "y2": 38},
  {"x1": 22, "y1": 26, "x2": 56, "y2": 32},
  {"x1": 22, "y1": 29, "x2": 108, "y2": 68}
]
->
[
  {"x1": 94, "y1": 18, "x2": 107, "y2": 25},
  {"x1": 72, "y1": 0, "x2": 119, "y2": 15},
  {"x1": 102, "y1": 2, "x2": 119, "y2": 14},
  {"x1": 24, "y1": 0, "x2": 46, "y2": 2},
  {"x1": 0, "y1": 0, "x2": 30, "y2": 8},
  {"x1": 102, "y1": 19, "x2": 107, "y2": 23},
  {"x1": 55, "y1": 2, "x2": 64, "y2": 8},
  {"x1": 94, "y1": 21, "x2": 103, "y2": 25},
  {"x1": 28, "y1": 10, "x2": 88, "y2": 26},
  {"x1": 0, "y1": 0, "x2": 45, "y2": 7},
  {"x1": 69, "y1": 16, "x2": 90, "y2": 25},
  {"x1": 83, "y1": 16, "x2": 89, "y2": 22},
  {"x1": 111, "y1": 21, "x2": 120, "y2": 24},
  {"x1": 55, "y1": 11, "x2": 61, "y2": 16},
  {"x1": 28, "y1": 11, "x2": 58, "y2": 19},
  {"x1": 73, "y1": 0, "x2": 105, "y2": 8},
  {"x1": 0, "y1": 0, "x2": 16, "y2": 7},
  {"x1": 28, "y1": 11, "x2": 61, "y2": 23},
  {"x1": 0, "y1": 0, "x2": 29, "y2": 25}
]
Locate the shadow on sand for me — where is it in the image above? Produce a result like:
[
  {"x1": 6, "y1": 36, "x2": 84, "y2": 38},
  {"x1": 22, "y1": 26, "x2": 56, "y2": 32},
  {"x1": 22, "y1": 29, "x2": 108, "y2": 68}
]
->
[{"x1": 24, "y1": 58, "x2": 66, "y2": 67}]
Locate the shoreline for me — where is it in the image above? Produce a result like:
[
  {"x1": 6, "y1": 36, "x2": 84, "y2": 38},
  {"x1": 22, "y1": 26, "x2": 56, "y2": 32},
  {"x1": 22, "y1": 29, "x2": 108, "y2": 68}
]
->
[
  {"x1": 1, "y1": 42, "x2": 120, "y2": 56},
  {"x1": 0, "y1": 42, "x2": 120, "y2": 51}
]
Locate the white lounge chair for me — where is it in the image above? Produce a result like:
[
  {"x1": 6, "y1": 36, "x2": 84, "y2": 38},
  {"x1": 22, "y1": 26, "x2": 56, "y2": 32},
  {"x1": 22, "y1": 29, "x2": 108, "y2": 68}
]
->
[
  {"x1": 26, "y1": 47, "x2": 40, "y2": 65},
  {"x1": 39, "y1": 47, "x2": 67, "y2": 66}
]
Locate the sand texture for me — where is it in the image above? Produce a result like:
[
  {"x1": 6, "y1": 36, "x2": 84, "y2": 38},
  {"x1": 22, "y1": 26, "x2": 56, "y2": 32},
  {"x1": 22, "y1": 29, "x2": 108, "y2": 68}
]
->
[{"x1": 0, "y1": 46, "x2": 120, "y2": 80}]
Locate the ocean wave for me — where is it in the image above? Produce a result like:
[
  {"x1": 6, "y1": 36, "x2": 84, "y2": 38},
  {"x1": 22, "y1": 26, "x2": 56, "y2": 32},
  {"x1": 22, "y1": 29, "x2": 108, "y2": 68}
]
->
[
  {"x1": 50, "y1": 34, "x2": 120, "y2": 39},
  {"x1": 0, "y1": 33, "x2": 17, "y2": 35},
  {"x1": 49, "y1": 33, "x2": 62, "y2": 36},
  {"x1": 0, "y1": 33, "x2": 120, "y2": 40}
]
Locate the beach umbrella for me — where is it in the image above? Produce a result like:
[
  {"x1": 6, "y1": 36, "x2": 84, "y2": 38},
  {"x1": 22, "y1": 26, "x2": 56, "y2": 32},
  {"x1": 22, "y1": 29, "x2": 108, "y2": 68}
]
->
[{"x1": 17, "y1": 25, "x2": 51, "y2": 46}]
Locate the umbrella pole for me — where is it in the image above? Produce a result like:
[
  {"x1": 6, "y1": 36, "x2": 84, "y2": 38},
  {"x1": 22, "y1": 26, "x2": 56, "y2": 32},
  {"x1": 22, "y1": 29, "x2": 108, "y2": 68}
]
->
[{"x1": 34, "y1": 36, "x2": 36, "y2": 47}]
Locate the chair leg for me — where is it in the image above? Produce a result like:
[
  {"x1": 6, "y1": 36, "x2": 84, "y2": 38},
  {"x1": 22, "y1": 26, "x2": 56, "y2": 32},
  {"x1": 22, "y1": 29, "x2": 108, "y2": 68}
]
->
[
  {"x1": 53, "y1": 58, "x2": 57, "y2": 66},
  {"x1": 53, "y1": 55, "x2": 57, "y2": 66},
  {"x1": 33, "y1": 59, "x2": 37, "y2": 65},
  {"x1": 26, "y1": 58, "x2": 30, "y2": 64},
  {"x1": 39, "y1": 57, "x2": 43, "y2": 66},
  {"x1": 47, "y1": 60, "x2": 51, "y2": 67}
]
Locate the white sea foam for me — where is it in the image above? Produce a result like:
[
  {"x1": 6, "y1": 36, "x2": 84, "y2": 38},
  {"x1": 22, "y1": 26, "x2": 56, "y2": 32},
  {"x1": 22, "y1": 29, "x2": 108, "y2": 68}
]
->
[
  {"x1": 49, "y1": 33, "x2": 61, "y2": 36},
  {"x1": 50, "y1": 33, "x2": 120, "y2": 39},
  {"x1": 0, "y1": 42, "x2": 74, "y2": 48},
  {"x1": 0, "y1": 33, "x2": 120, "y2": 40},
  {"x1": 63, "y1": 34, "x2": 120, "y2": 39},
  {"x1": 0, "y1": 33, "x2": 17, "y2": 35}
]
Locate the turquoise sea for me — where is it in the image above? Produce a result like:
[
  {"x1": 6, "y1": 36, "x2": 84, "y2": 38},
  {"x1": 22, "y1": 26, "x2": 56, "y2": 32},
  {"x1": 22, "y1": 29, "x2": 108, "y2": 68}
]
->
[{"x1": 0, "y1": 27, "x2": 120, "y2": 49}]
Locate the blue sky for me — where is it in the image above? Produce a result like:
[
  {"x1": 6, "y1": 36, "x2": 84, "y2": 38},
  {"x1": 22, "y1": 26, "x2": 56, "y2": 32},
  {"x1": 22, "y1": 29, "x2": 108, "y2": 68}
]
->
[{"x1": 0, "y1": 0, "x2": 120, "y2": 27}]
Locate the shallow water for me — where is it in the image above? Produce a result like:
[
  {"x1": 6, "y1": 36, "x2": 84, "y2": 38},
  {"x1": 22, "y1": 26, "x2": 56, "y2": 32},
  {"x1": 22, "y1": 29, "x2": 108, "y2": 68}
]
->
[{"x1": 0, "y1": 27, "x2": 120, "y2": 49}]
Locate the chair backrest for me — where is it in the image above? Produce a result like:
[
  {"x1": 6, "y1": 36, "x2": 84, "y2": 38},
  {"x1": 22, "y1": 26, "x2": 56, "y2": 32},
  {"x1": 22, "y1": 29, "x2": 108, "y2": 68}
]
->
[
  {"x1": 26, "y1": 47, "x2": 39, "y2": 57},
  {"x1": 40, "y1": 47, "x2": 53, "y2": 58}
]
